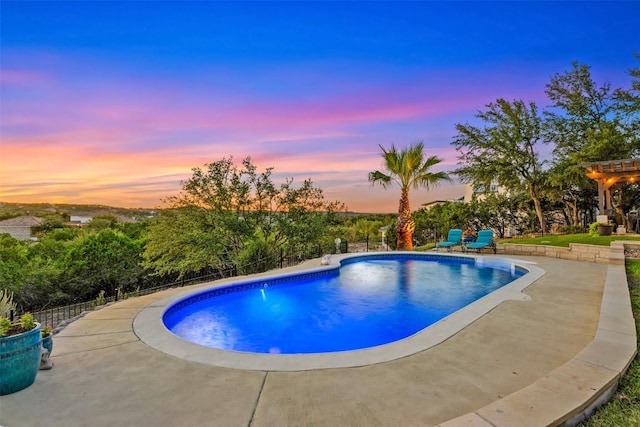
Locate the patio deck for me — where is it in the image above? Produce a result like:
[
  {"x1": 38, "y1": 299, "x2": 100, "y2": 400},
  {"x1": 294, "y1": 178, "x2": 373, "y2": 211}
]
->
[{"x1": 0, "y1": 254, "x2": 635, "y2": 427}]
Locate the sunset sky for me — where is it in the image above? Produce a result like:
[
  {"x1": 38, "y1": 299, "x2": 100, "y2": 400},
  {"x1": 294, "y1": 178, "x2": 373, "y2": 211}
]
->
[{"x1": 1, "y1": 1, "x2": 638, "y2": 213}]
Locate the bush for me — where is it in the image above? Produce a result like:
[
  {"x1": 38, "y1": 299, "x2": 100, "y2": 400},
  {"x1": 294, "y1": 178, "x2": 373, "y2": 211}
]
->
[
  {"x1": 0, "y1": 290, "x2": 16, "y2": 318},
  {"x1": 237, "y1": 239, "x2": 277, "y2": 275},
  {"x1": 20, "y1": 313, "x2": 35, "y2": 331},
  {"x1": 562, "y1": 225, "x2": 587, "y2": 234},
  {"x1": 386, "y1": 220, "x2": 397, "y2": 250},
  {"x1": 589, "y1": 222, "x2": 613, "y2": 237}
]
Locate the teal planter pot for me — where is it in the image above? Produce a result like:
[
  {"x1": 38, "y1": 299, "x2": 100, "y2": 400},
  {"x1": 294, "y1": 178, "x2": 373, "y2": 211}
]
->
[
  {"x1": 40, "y1": 334, "x2": 54, "y2": 370},
  {"x1": 42, "y1": 335, "x2": 53, "y2": 355},
  {"x1": 0, "y1": 323, "x2": 42, "y2": 395}
]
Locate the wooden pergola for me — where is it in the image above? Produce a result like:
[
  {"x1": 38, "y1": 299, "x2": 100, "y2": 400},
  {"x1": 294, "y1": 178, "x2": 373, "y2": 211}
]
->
[{"x1": 583, "y1": 158, "x2": 640, "y2": 215}]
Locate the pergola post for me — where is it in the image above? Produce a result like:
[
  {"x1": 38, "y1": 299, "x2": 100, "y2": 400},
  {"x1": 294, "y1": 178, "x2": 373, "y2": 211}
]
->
[
  {"x1": 597, "y1": 179, "x2": 605, "y2": 214},
  {"x1": 583, "y1": 158, "x2": 640, "y2": 218}
]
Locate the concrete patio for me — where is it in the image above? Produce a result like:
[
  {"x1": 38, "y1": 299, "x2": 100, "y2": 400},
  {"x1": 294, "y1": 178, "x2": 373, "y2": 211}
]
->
[{"x1": 0, "y1": 253, "x2": 636, "y2": 427}]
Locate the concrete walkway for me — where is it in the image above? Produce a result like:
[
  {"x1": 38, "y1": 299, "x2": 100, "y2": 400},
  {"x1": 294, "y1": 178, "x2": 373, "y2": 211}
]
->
[{"x1": 0, "y1": 255, "x2": 632, "y2": 426}]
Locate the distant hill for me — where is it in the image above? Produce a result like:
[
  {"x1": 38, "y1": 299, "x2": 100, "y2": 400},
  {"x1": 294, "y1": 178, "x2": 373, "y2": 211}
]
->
[
  {"x1": 0, "y1": 202, "x2": 395, "y2": 223},
  {"x1": 0, "y1": 202, "x2": 157, "y2": 222}
]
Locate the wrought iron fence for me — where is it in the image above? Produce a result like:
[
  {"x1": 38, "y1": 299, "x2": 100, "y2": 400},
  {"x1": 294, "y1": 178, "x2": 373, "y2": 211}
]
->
[
  {"x1": 18, "y1": 240, "x2": 393, "y2": 329},
  {"x1": 22, "y1": 244, "x2": 337, "y2": 329}
]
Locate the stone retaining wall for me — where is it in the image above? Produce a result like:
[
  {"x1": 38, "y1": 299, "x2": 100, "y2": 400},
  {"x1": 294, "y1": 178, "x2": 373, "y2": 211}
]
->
[{"x1": 500, "y1": 241, "x2": 637, "y2": 265}]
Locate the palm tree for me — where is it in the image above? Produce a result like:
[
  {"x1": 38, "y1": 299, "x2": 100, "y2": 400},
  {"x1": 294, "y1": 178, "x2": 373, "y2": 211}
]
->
[{"x1": 368, "y1": 142, "x2": 451, "y2": 250}]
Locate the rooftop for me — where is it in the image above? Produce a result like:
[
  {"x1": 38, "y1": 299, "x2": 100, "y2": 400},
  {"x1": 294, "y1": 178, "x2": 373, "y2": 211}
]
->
[{"x1": 0, "y1": 215, "x2": 43, "y2": 227}]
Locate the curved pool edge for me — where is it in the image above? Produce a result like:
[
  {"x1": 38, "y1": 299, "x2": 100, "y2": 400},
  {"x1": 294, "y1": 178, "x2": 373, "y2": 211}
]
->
[{"x1": 133, "y1": 252, "x2": 544, "y2": 371}]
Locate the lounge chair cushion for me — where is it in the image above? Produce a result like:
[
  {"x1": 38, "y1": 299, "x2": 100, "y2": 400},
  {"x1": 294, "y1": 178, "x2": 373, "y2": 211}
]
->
[
  {"x1": 436, "y1": 229, "x2": 463, "y2": 249},
  {"x1": 465, "y1": 230, "x2": 495, "y2": 252}
]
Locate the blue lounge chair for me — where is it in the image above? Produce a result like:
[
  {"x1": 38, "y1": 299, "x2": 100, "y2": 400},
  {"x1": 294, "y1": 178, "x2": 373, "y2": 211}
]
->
[
  {"x1": 436, "y1": 229, "x2": 463, "y2": 252},
  {"x1": 464, "y1": 229, "x2": 496, "y2": 253}
]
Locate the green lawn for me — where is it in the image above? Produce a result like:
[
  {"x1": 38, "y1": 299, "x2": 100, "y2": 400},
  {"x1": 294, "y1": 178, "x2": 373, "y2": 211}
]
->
[
  {"x1": 499, "y1": 233, "x2": 640, "y2": 247},
  {"x1": 578, "y1": 259, "x2": 640, "y2": 426},
  {"x1": 417, "y1": 233, "x2": 640, "y2": 250}
]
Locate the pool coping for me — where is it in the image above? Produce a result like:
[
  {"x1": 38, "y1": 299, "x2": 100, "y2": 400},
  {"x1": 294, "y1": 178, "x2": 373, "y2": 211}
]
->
[
  {"x1": 2, "y1": 248, "x2": 633, "y2": 426},
  {"x1": 134, "y1": 252, "x2": 544, "y2": 371},
  {"x1": 438, "y1": 241, "x2": 638, "y2": 427}
]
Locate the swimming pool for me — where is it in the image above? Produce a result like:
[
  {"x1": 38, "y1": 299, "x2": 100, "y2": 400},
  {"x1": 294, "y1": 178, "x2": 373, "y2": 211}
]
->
[
  {"x1": 164, "y1": 253, "x2": 525, "y2": 354},
  {"x1": 134, "y1": 252, "x2": 542, "y2": 370}
]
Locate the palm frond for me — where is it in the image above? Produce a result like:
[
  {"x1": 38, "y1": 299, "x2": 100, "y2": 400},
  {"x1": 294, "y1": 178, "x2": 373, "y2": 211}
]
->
[
  {"x1": 370, "y1": 141, "x2": 450, "y2": 191},
  {"x1": 368, "y1": 170, "x2": 393, "y2": 189}
]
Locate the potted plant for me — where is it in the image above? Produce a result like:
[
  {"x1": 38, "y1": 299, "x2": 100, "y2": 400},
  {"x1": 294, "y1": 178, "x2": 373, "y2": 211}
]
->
[
  {"x1": 590, "y1": 222, "x2": 614, "y2": 236},
  {"x1": 0, "y1": 313, "x2": 42, "y2": 395},
  {"x1": 40, "y1": 324, "x2": 54, "y2": 370}
]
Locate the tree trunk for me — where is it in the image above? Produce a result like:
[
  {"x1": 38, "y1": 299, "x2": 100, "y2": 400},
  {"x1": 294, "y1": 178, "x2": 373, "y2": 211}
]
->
[
  {"x1": 529, "y1": 184, "x2": 547, "y2": 234},
  {"x1": 396, "y1": 189, "x2": 415, "y2": 250},
  {"x1": 563, "y1": 190, "x2": 579, "y2": 226},
  {"x1": 611, "y1": 186, "x2": 628, "y2": 228}
]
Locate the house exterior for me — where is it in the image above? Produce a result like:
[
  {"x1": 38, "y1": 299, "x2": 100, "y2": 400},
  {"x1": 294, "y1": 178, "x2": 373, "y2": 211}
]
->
[
  {"x1": 463, "y1": 183, "x2": 507, "y2": 202},
  {"x1": 0, "y1": 215, "x2": 44, "y2": 240},
  {"x1": 69, "y1": 215, "x2": 93, "y2": 224},
  {"x1": 421, "y1": 197, "x2": 465, "y2": 210}
]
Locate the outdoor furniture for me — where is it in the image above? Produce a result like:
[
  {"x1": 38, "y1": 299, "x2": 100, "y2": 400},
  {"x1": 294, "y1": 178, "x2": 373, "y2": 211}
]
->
[
  {"x1": 436, "y1": 229, "x2": 463, "y2": 252},
  {"x1": 464, "y1": 229, "x2": 496, "y2": 253}
]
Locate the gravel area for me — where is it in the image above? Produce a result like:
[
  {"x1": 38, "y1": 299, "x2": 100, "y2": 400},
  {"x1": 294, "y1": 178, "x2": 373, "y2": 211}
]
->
[{"x1": 625, "y1": 247, "x2": 640, "y2": 258}]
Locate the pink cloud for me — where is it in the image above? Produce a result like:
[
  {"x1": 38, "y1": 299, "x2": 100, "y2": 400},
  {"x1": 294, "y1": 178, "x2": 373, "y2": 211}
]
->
[
  {"x1": 0, "y1": 69, "x2": 48, "y2": 85},
  {"x1": 0, "y1": 54, "x2": 537, "y2": 212}
]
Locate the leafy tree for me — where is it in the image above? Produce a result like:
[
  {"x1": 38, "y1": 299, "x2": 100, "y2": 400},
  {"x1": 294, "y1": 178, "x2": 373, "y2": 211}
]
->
[
  {"x1": 544, "y1": 61, "x2": 640, "y2": 224},
  {"x1": 615, "y1": 53, "x2": 640, "y2": 117},
  {"x1": 271, "y1": 178, "x2": 344, "y2": 248},
  {"x1": 62, "y1": 229, "x2": 144, "y2": 300},
  {"x1": 19, "y1": 231, "x2": 72, "y2": 309},
  {"x1": 414, "y1": 202, "x2": 474, "y2": 243},
  {"x1": 143, "y1": 206, "x2": 234, "y2": 277},
  {"x1": 342, "y1": 217, "x2": 383, "y2": 241},
  {"x1": 236, "y1": 231, "x2": 277, "y2": 275},
  {"x1": 469, "y1": 193, "x2": 529, "y2": 238},
  {"x1": 545, "y1": 62, "x2": 633, "y2": 158},
  {"x1": 42, "y1": 227, "x2": 82, "y2": 242},
  {"x1": 86, "y1": 214, "x2": 119, "y2": 232},
  {"x1": 336, "y1": 214, "x2": 394, "y2": 246},
  {"x1": 545, "y1": 157, "x2": 595, "y2": 226},
  {"x1": 611, "y1": 55, "x2": 640, "y2": 224},
  {"x1": 368, "y1": 142, "x2": 451, "y2": 250},
  {"x1": 384, "y1": 219, "x2": 397, "y2": 250},
  {"x1": 143, "y1": 157, "x2": 344, "y2": 278},
  {"x1": 412, "y1": 208, "x2": 440, "y2": 244},
  {"x1": 119, "y1": 220, "x2": 149, "y2": 240},
  {"x1": 20, "y1": 253, "x2": 62, "y2": 311},
  {"x1": 0, "y1": 234, "x2": 29, "y2": 309},
  {"x1": 32, "y1": 214, "x2": 67, "y2": 235},
  {"x1": 452, "y1": 99, "x2": 549, "y2": 233},
  {"x1": 0, "y1": 229, "x2": 83, "y2": 311}
]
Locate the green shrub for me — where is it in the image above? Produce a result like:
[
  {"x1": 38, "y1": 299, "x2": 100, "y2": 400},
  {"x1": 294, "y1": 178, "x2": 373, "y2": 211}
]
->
[
  {"x1": 20, "y1": 313, "x2": 35, "y2": 331},
  {"x1": 0, "y1": 289, "x2": 16, "y2": 318},
  {"x1": 95, "y1": 290, "x2": 106, "y2": 306},
  {"x1": 589, "y1": 222, "x2": 613, "y2": 237},
  {"x1": 0, "y1": 317, "x2": 10, "y2": 337},
  {"x1": 562, "y1": 225, "x2": 587, "y2": 234},
  {"x1": 237, "y1": 239, "x2": 277, "y2": 275}
]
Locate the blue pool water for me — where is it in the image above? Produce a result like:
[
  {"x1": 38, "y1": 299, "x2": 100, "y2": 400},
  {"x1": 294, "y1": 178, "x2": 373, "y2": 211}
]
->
[{"x1": 163, "y1": 254, "x2": 525, "y2": 354}]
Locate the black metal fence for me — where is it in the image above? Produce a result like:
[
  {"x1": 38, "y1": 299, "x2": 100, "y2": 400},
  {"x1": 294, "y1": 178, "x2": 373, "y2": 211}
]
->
[
  {"x1": 16, "y1": 240, "x2": 393, "y2": 329},
  {"x1": 22, "y1": 244, "x2": 362, "y2": 329}
]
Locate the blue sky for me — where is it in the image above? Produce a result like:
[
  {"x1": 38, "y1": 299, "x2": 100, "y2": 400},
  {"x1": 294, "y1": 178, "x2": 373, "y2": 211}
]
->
[{"x1": 1, "y1": 1, "x2": 638, "y2": 212}]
